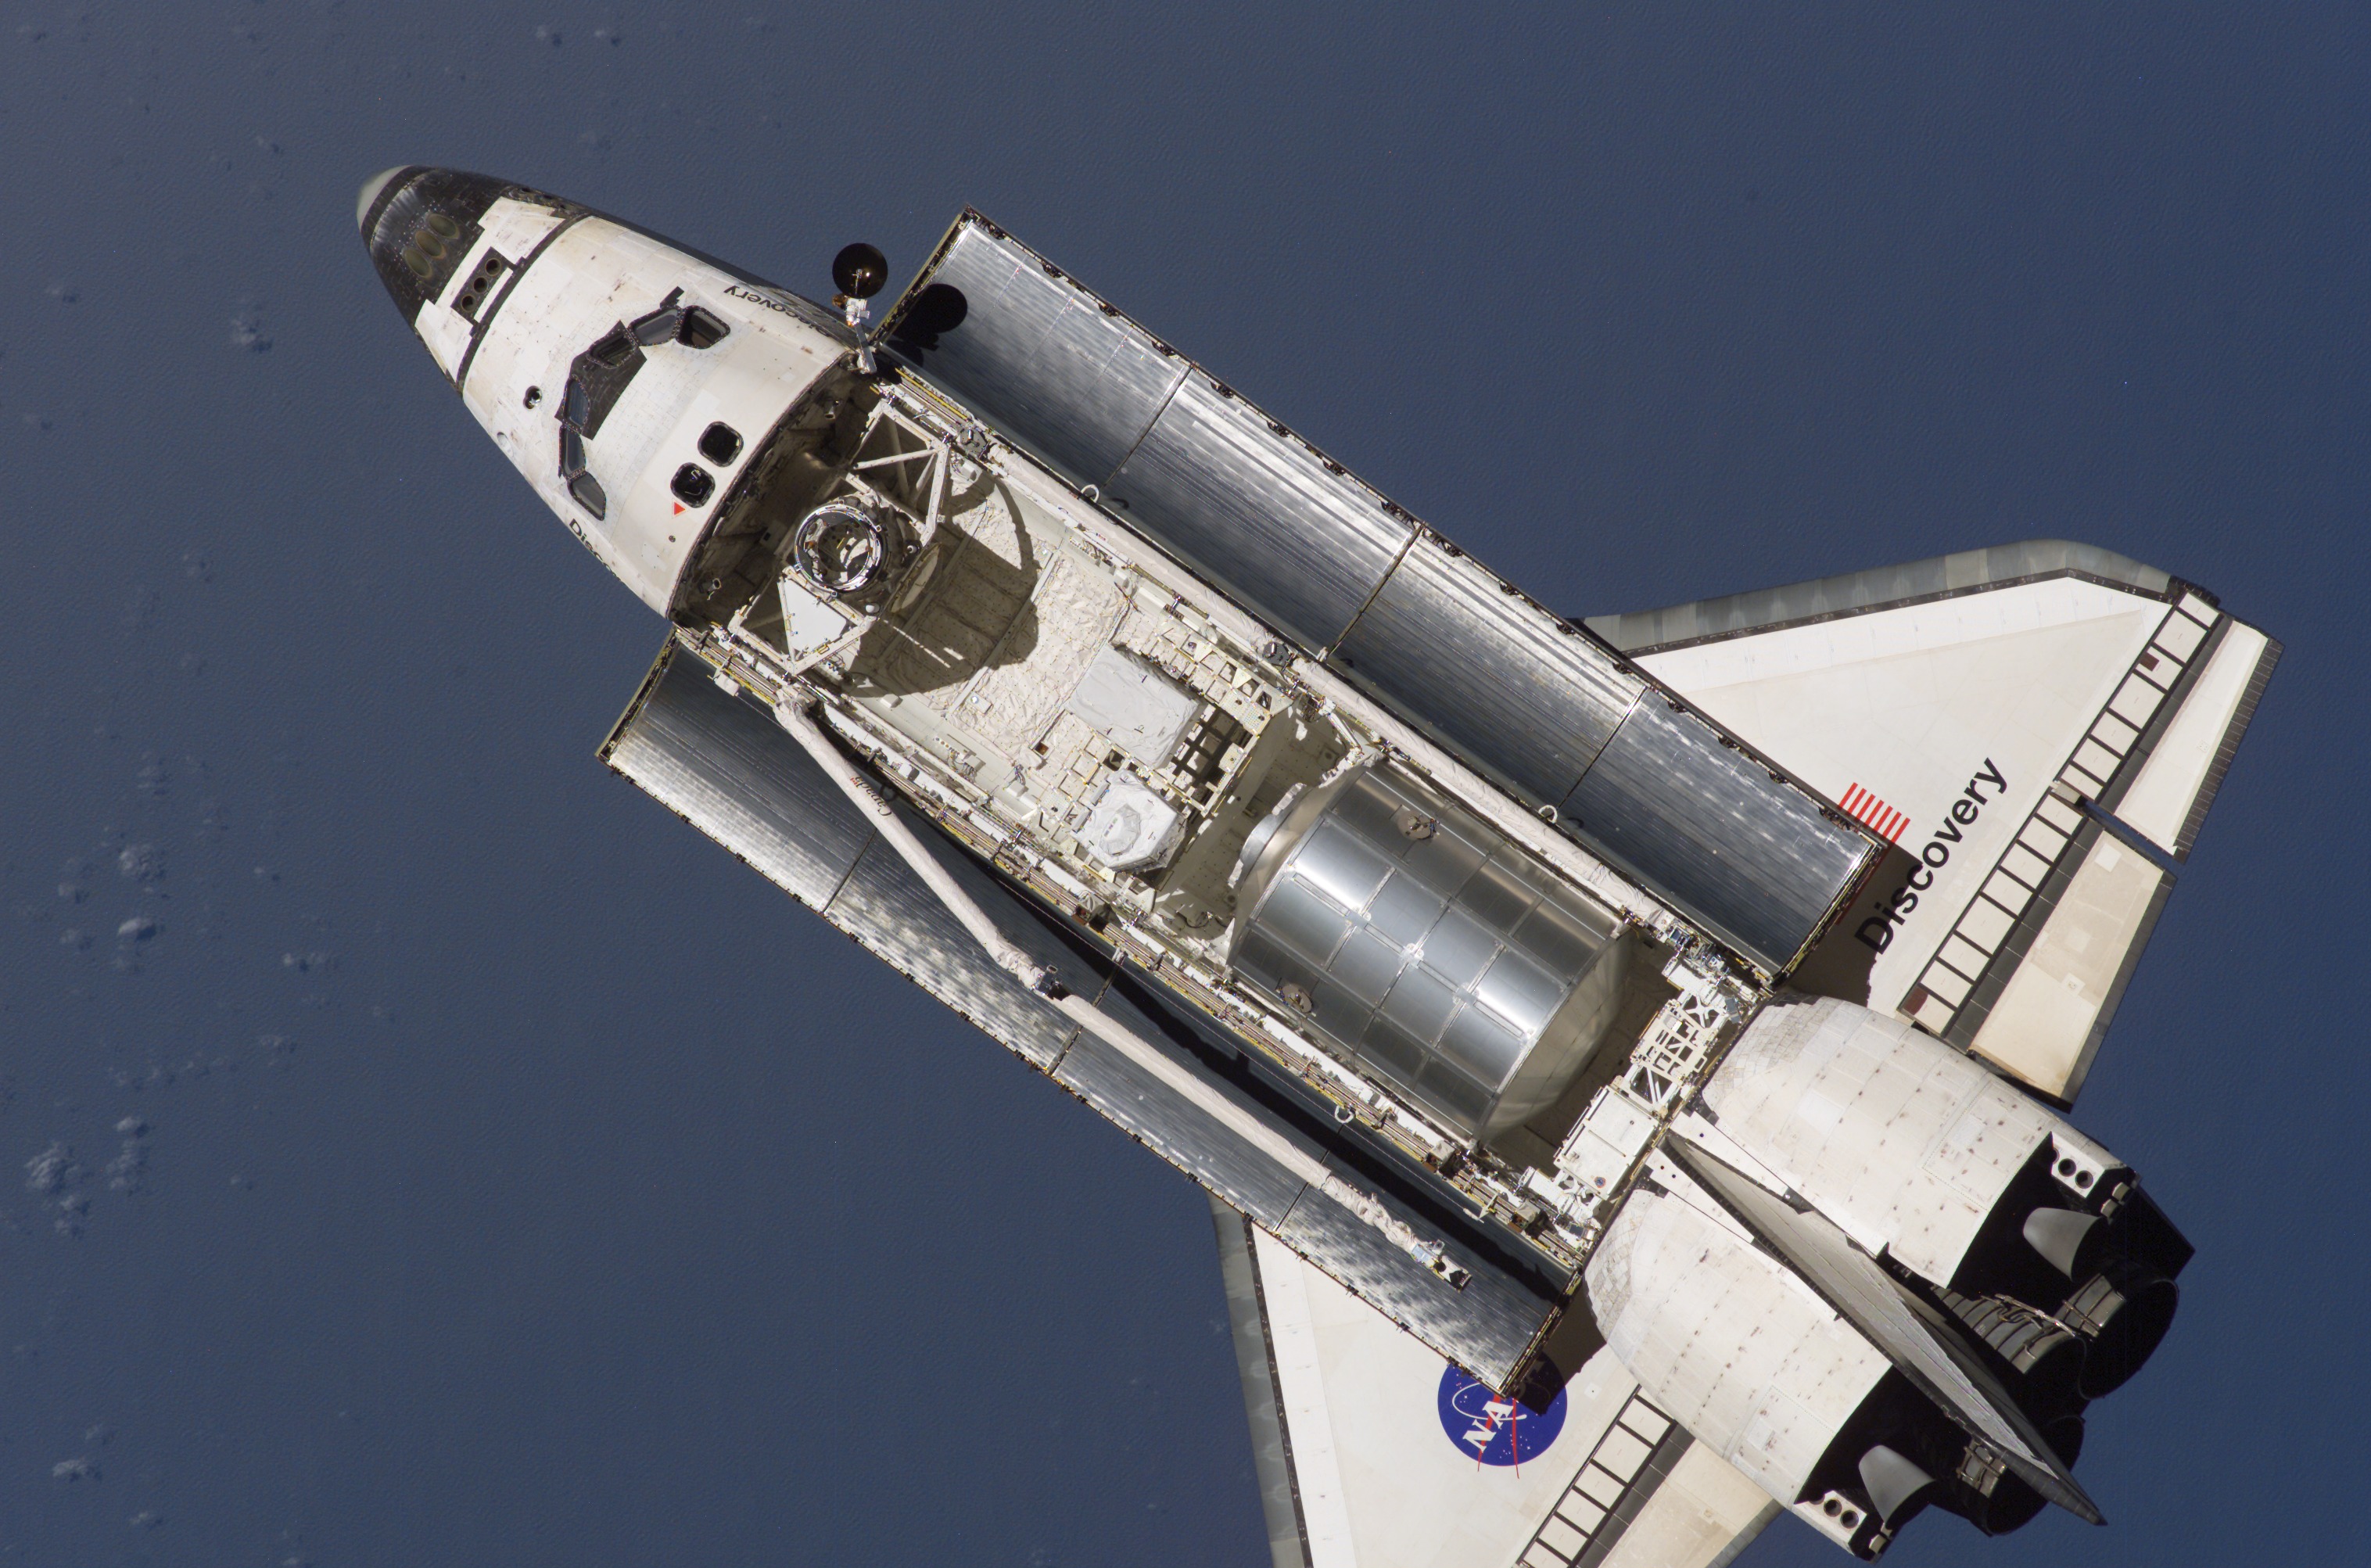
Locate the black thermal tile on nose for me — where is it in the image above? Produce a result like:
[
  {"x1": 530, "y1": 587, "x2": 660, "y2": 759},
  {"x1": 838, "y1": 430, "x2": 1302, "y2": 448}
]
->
[{"x1": 363, "y1": 167, "x2": 567, "y2": 327}]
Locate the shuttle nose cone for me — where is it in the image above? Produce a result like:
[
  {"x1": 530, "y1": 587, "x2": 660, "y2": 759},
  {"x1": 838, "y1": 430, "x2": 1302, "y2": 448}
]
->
[
  {"x1": 357, "y1": 166, "x2": 545, "y2": 326},
  {"x1": 355, "y1": 167, "x2": 409, "y2": 232}
]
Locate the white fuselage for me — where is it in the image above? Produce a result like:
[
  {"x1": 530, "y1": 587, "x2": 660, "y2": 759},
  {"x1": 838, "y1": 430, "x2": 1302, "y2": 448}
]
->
[{"x1": 366, "y1": 170, "x2": 2190, "y2": 1555}]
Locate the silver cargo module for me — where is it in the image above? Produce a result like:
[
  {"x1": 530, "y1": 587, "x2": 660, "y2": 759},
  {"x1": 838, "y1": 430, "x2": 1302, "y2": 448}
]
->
[{"x1": 1231, "y1": 762, "x2": 1635, "y2": 1144}]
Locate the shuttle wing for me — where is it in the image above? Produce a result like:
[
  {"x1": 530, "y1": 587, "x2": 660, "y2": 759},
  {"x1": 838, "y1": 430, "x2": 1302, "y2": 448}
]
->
[
  {"x1": 1589, "y1": 544, "x2": 2277, "y2": 1102},
  {"x1": 1214, "y1": 1197, "x2": 1777, "y2": 1568}
]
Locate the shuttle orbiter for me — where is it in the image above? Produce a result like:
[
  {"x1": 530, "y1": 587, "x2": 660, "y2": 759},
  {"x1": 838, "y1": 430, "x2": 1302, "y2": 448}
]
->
[{"x1": 360, "y1": 167, "x2": 2275, "y2": 1567}]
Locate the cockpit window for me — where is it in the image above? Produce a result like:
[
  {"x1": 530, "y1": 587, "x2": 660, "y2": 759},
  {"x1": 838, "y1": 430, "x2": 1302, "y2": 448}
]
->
[
  {"x1": 558, "y1": 425, "x2": 604, "y2": 520},
  {"x1": 623, "y1": 293, "x2": 730, "y2": 352},
  {"x1": 553, "y1": 289, "x2": 730, "y2": 521},
  {"x1": 586, "y1": 325, "x2": 640, "y2": 368},
  {"x1": 567, "y1": 470, "x2": 608, "y2": 518},
  {"x1": 630, "y1": 310, "x2": 681, "y2": 348},
  {"x1": 565, "y1": 330, "x2": 644, "y2": 444},
  {"x1": 566, "y1": 467, "x2": 607, "y2": 517}
]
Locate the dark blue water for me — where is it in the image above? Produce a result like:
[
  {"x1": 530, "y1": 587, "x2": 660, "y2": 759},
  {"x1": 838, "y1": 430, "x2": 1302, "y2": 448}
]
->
[{"x1": 2, "y1": 7, "x2": 2360, "y2": 1565}]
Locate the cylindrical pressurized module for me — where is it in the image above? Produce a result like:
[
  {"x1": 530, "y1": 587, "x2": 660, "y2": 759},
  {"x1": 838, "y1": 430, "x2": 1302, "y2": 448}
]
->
[{"x1": 1229, "y1": 760, "x2": 1633, "y2": 1144}]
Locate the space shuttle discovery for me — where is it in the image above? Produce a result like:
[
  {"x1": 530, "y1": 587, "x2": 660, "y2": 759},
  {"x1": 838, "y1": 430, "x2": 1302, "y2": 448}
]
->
[{"x1": 361, "y1": 167, "x2": 2274, "y2": 1566}]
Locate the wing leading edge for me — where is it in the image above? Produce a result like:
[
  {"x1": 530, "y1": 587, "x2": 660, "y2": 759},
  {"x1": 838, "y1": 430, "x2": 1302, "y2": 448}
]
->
[{"x1": 1593, "y1": 543, "x2": 2276, "y2": 1103}]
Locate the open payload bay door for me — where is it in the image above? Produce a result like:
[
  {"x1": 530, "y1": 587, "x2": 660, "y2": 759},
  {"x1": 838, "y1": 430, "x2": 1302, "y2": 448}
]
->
[
  {"x1": 1591, "y1": 542, "x2": 2276, "y2": 1103},
  {"x1": 875, "y1": 211, "x2": 1874, "y2": 981},
  {"x1": 1212, "y1": 1198, "x2": 1778, "y2": 1568}
]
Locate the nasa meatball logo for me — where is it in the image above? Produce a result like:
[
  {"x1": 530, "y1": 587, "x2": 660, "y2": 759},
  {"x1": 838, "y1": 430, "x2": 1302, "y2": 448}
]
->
[{"x1": 1437, "y1": 1366, "x2": 1566, "y2": 1466}]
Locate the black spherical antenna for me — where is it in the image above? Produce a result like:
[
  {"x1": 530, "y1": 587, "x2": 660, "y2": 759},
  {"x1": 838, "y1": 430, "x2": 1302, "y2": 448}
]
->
[{"x1": 831, "y1": 242, "x2": 888, "y2": 300}]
